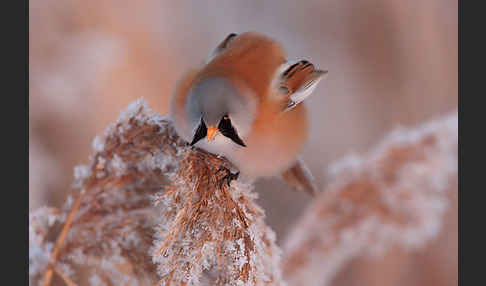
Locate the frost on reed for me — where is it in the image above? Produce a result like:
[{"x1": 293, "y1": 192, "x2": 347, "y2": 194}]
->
[
  {"x1": 29, "y1": 98, "x2": 283, "y2": 286},
  {"x1": 29, "y1": 97, "x2": 457, "y2": 286},
  {"x1": 152, "y1": 146, "x2": 283, "y2": 286},
  {"x1": 282, "y1": 112, "x2": 458, "y2": 286},
  {"x1": 29, "y1": 99, "x2": 185, "y2": 285}
]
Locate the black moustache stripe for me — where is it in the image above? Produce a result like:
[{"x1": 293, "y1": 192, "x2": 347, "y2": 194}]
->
[
  {"x1": 221, "y1": 128, "x2": 246, "y2": 147},
  {"x1": 190, "y1": 118, "x2": 207, "y2": 146},
  {"x1": 218, "y1": 116, "x2": 246, "y2": 147}
]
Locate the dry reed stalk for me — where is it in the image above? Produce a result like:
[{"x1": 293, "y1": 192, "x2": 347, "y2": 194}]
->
[
  {"x1": 29, "y1": 98, "x2": 457, "y2": 286},
  {"x1": 151, "y1": 148, "x2": 284, "y2": 286},
  {"x1": 281, "y1": 112, "x2": 458, "y2": 286},
  {"x1": 30, "y1": 99, "x2": 186, "y2": 285},
  {"x1": 30, "y1": 98, "x2": 283, "y2": 286}
]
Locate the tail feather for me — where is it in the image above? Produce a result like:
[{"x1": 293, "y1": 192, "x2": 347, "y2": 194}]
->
[{"x1": 281, "y1": 157, "x2": 317, "y2": 196}]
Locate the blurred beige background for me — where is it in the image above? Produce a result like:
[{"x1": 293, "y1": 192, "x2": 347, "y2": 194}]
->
[{"x1": 29, "y1": 0, "x2": 457, "y2": 285}]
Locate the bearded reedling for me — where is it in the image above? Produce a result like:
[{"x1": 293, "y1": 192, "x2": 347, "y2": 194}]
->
[{"x1": 170, "y1": 32, "x2": 327, "y2": 194}]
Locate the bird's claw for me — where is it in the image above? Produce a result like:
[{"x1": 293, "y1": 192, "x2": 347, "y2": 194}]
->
[{"x1": 216, "y1": 166, "x2": 240, "y2": 188}]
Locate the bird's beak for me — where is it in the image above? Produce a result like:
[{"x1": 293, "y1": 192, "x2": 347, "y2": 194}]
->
[{"x1": 207, "y1": 126, "x2": 218, "y2": 141}]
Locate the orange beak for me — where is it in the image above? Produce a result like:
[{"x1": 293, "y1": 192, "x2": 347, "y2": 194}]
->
[{"x1": 207, "y1": 126, "x2": 218, "y2": 141}]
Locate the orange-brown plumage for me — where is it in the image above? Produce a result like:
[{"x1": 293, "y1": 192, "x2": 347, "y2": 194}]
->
[{"x1": 170, "y1": 32, "x2": 326, "y2": 194}]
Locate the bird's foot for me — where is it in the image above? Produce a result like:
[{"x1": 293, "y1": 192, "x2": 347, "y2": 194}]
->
[{"x1": 216, "y1": 166, "x2": 240, "y2": 188}]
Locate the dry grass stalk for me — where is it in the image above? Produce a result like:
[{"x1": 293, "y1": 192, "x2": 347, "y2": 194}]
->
[
  {"x1": 29, "y1": 98, "x2": 283, "y2": 286},
  {"x1": 281, "y1": 112, "x2": 458, "y2": 286},
  {"x1": 30, "y1": 99, "x2": 186, "y2": 286},
  {"x1": 151, "y1": 149, "x2": 283, "y2": 286},
  {"x1": 41, "y1": 188, "x2": 85, "y2": 286},
  {"x1": 29, "y1": 98, "x2": 456, "y2": 286}
]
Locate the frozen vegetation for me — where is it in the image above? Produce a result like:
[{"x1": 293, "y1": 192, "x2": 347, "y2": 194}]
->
[{"x1": 29, "y1": 99, "x2": 457, "y2": 286}]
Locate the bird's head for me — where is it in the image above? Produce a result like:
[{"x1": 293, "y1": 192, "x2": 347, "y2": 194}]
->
[{"x1": 186, "y1": 76, "x2": 256, "y2": 147}]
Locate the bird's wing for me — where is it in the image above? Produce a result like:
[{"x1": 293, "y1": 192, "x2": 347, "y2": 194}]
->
[{"x1": 276, "y1": 60, "x2": 327, "y2": 112}]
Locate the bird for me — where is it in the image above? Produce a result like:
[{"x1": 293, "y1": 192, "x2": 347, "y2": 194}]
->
[{"x1": 170, "y1": 32, "x2": 327, "y2": 195}]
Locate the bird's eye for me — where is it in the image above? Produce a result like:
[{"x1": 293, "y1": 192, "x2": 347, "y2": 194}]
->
[
  {"x1": 218, "y1": 115, "x2": 246, "y2": 147},
  {"x1": 190, "y1": 117, "x2": 207, "y2": 146}
]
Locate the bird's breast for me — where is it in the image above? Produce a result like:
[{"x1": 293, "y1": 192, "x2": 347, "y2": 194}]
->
[{"x1": 196, "y1": 102, "x2": 309, "y2": 178}]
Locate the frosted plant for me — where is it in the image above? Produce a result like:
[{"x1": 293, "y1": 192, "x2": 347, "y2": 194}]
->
[
  {"x1": 281, "y1": 112, "x2": 458, "y2": 286},
  {"x1": 151, "y1": 149, "x2": 284, "y2": 286},
  {"x1": 29, "y1": 99, "x2": 186, "y2": 286},
  {"x1": 29, "y1": 97, "x2": 456, "y2": 286},
  {"x1": 30, "y1": 207, "x2": 65, "y2": 285},
  {"x1": 29, "y1": 98, "x2": 283, "y2": 286}
]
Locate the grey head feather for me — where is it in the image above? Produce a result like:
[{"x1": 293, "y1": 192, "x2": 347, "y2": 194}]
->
[{"x1": 186, "y1": 77, "x2": 256, "y2": 137}]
